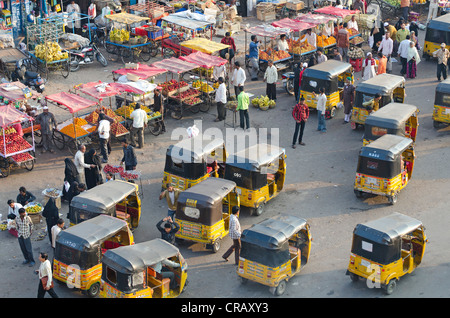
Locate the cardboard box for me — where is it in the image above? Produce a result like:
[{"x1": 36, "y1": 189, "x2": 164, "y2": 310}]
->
[
  {"x1": 256, "y1": 2, "x2": 276, "y2": 21},
  {"x1": 224, "y1": 21, "x2": 241, "y2": 34},
  {"x1": 257, "y1": 10, "x2": 276, "y2": 21},
  {"x1": 286, "y1": 1, "x2": 305, "y2": 10}
]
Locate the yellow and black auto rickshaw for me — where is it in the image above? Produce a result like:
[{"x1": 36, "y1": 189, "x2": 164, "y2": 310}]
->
[
  {"x1": 68, "y1": 180, "x2": 141, "y2": 230},
  {"x1": 351, "y1": 73, "x2": 406, "y2": 130},
  {"x1": 300, "y1": 60, "x2": 354, "y2": 119},
  {"x1": 346, "y1": 212, "x2": 427, "y2": 295},
  {"x1": 237, "y1": 214, "x2": 312, "y2": 296},
  {"x1": 423, "y1": 13, "x2": 450, "y2": 61},
  {"x1": 224, "y1": 143, "x2": 286, "y2": 216},
  {"x1": 354, "y1": 134, "x2": 415, "y2": 205},
  {"x1": 100, "y1": 239, "x2": 188, "y2": 298},
  {"x1": 174, "y1": 178, "x2": 240, "y2": 253},
  {"x1": 433, "y1": 78, "x2": 450, "y2": 128},
  {"x1": 162, "y1": 135, "x2": 227, "y2": 190},
  {"x1": 363, "y1": 102, "x2": 419, "y2": 146},
  {"x1": 53, "y1": 215, "x2": 134, "y2": 297}
]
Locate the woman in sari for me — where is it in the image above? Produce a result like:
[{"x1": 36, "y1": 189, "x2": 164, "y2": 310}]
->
[
  {"x1": 84, "y1": 148, "x2": 102, "y2": 189},
  {"x1": 406, "y1": 40, "x2": 421, "y2": 79}
]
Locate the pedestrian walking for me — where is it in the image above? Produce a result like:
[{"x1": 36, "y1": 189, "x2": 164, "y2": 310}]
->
[
  {"x1": 130, "y1": 103, "x2": 148, "y2": 149},
  {"x1": 343, "y1": 77, "x2": 356, "y2": 123},
  {"x1": 264, "y1": 59, "x2": 278, "y2": 101},
  {"x1": 159, "y1": 184, "x2": 181, "y2": 220},
  {"x1": 98, "y1": 112, "x2": 111, "y2": 163},
  {"x1": 156, "y1": 216, "x2": 180, "y2": 245},
  {"x1": 377, "y1": 52, "x2": 388, "y2": 75},
  {"x1": 51, "y1": 218, "x2": 65, "y2": 251},
  {"x1": 231, "y1": 61, "x2": 246, "y2": 97},
  {"x1": 406, "y1": 40, "x2": 421, "y2": 78},
  {"x1": 153, "y1": 88, "x2": 166, "y2": 133},
  {"x1": 36, "y1": 252, "x2": 58, "y2": 298},
  {"x1": 313, "y1": 87, "x2": 327, "y2": 133},
  {"x1": 35, "y1": 106, "x2": 57, "y2": 154},
  {"x1": 397, "y1": 35, "x2": 411, "y2": 76},
  {"x1": 433, "y1": 43, "x2": 450, "y2": 81},
  {"x1": 427, "y1": 0, "x2": 438, "y2": 23},
  {"x1": 74, "y1": 144, "x2": 95, "y2": 185},
  {"x1": 222, "y1": 206, "x2": 241, "y2": 265},
  {"x1": 214, "y1": 77, "x2": 227, "y2": 122},
  {"x1": 120, "y1": 138, "x2": 137, "y2": 171},
  {"x1": 248, "y1": 35, "x2": 260, "y2": 81},
  {"x1": 400, "y1": 0, "x2": 410, "y2": 21},
  {"x1": 84, "y1": 148, "x2": 102, "y2": 189},
  {"x1": 236, "y1": 86, "x2": 250, "y2": 131},
  {"x1": 14, "y1": 208, "x2": 35, "y2": 266},
  {"x1": 292, "y1": 96, "x2": 309, "y2": 148},
  {"x1": 378, "y1": 31, "x2": 393, "y2": 73},
  {"x1": 337, "y1": 22, "x2": 350, "y2": 62},
  {"x1": 362, "y1": 52, "x2": 377, "y2": 81},
  {"x1": 42, "y1": 197, "x2": 59, "y2": 245}
]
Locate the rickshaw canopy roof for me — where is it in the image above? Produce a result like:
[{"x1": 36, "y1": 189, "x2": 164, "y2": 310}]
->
[
  {"x1": 302, "y1": 60, "x2": 353, "y2": 81},
  {"x1": 178, "y1": 178, "x2": 236, "y2": 208},
  {"x1": 105, "y1": 12, "x2": 150, "y2": 24},
  {"x1": 70, "y1": 180, "x2": 138, "y2": 214},
  {"x1": 167, "y1": 135, "x2": 225, "y2": 163},
  {"x1": 356, "y1": 74, "x2": 405, "y2": 95},
  {"x1": 56, "y1": 215, "x2": 129, "y2": 251},
  {"x1": 102, "y1": 239, "x2": 179, "y2": 274},
  {"x1": 365, "y1": 102, "x2": 418, "y2": 129},
  {"x1": 427, "y1": 14, "x2": 450, "y2": 32},
  {"x1": 359, "y1": 134, "x2": 413, "y2": 162},
  {"x1": 226, "y1": 143, "x2": 285, "y2": 171},
  {"x1": 353, "y1": 212, "x2": 422, "y2": 246},
  {"x1": 436, "y1": 78, "x2": 450, "y2": 94},
  {"x1": 241, "y1": 214, "x2": 308, "y2": 250},
  {"x1": 180, "y1": 38, "x2": 230, "y2": 54}
]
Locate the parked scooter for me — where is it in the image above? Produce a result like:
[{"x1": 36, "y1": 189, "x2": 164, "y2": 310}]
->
[
  {"x1": 282, "y1": 71, "x2": 295, "y2": 95},
  {"x1": 69, "y1": 41, "x2": 108, "y2": 71},
  {"x1": 11, "y1": 59, "x2": 46, "y2": 93}
]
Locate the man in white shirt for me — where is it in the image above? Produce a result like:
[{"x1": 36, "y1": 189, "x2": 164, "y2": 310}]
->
[
  {"x1": 278, "y1": 34, "x2": 289, "y2": 52},
  {"x1": 97, "y1": 113, "x2": 111, "y2": 163},
  {"x1": 51, "y1": 218, "x2": 64, "y2": 250},
  {"x1": 378, "y1": 31, "x2": 393, "y2": 73},
  {"x1": 317, "y1": 48, "x2": 328, "y2": 64},
  {"x1": 7, "y1": 199, "x2": 24, "y2": 218},
  {"x1": 301, "y1": 29, "x2": 317, "y2": 48},
  {"x1": 427, "y1": 0, "x2": 438, "y2": 23},
  {"x1": 313, "y1": 87, "x2": 327, "y2": 133},
  {"x1": 397, "y1": 35, "x2": 411, "y2": 76},
  {"x1": 264, "y1": 60, "x2": 278, "y2": 101},
  {"x1": 213, "y1": 64, "x2": 226, "y2": 82},
  {"x1": 347, "y1": 15, "x2": 358, "y2": 31},
  {"x1": 214, "y1": 77, "x2": 227, "y2": 122},
  {"x1": 231, "y1": 61, "x2": 246, "y2": 98},
  {"x1": 74, "y1": 144, "x2": 94, "y2": 184},
  {"x1": 130, "y1": 103, "x2": 148, "y2": 149}
]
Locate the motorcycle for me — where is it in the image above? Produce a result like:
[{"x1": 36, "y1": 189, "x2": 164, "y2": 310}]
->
[
  {"x1": 69, "y1": 26, "x2": 108, "y2": 72},
  {"x1": 282, "y1": 71, "x2": 295, "y2": 96},
  {"x1": 11, "y1": 59, "x2": 45, "y2": 93}
]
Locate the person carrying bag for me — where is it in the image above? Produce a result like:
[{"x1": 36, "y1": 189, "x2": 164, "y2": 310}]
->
[{"x1": 36, "y1": 252, "x2": 58, "y2": 298}]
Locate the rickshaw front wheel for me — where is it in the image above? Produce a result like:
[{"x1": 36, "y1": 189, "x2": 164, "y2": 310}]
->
[
  {"x1": 252, "y1": 203, "x2": 265, "y2": 216},
  {"x1": 388, "y1": 194, "x2": 398, "y2": 205},
  {"x1": 384, "y1": 279, "x2": 397, "y2": 295},
  {"x1": 211, "y1": 238, "x2": 221, "y2": 253},
  {"x1": 86, "y1": 282, "x2": 100, "y2": 298},
  {"x1": 271, "y1": 280, "x2": 287, "y2": 296}
]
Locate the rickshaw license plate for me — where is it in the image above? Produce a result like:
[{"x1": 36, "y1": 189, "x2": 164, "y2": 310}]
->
[
  {"x1": 360, "y1": 259, "x2": 371, "y2": 268},
  {"x1": 366, "y1": 177, "x2": 378, "y2": 187}
]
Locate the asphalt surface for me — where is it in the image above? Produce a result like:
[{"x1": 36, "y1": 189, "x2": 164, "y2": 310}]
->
[{"x1": 1, "y1": 15, "x2": 450, "y2": 300}]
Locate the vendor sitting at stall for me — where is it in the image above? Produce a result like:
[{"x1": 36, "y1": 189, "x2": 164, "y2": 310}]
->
[
  {"x1": 277, "y1": 34, "x2": 289, "y2": 52},
  {"x1": 301, "y1": 29, "x2": 317, "y2": 48},
  {"x1": 16, "y1": 186, "x2": 36, "y2": 207},
  {"x1": 348, "y1": 15, "x2": 358, "y2": 32},
  {"x1": 220, "y1": 32, "x2": 236, "y2": 62}
]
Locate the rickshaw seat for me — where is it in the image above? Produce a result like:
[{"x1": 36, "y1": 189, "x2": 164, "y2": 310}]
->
[
  {"x1": 267, "y1": 173, "x2": 275, "y2": 181},
  {"x1": 104, "y1": 241, "x2": 121, "y2": 250}
]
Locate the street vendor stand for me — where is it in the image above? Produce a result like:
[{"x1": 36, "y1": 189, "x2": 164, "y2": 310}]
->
[
  {"x1": 45, "y1": 92, "x2": 98, "y2": 155},
  {"x1": 152, "y1": 57, "x2": 204, "y2": 119},
  {"x1": 0, "y1": 106, "x2": 36, "y2": 177},
  {"x1": 244, "y1": 25, "x2": 293, "y2": 77},
  {"x1": 104, "y1": 12, "x2": 155, "y2": 64},
  {"x1": 295, "y1": 13, "x2": 338, "y2": 56},
  {"x1": 313, "y1": 6, "x2": 362, "y2": 41},
  {"x1": 0, "y1": 48, "x2": 28, "y2": 80}
]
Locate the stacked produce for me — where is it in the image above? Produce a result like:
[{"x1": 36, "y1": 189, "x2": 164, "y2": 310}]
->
[
  {"x1": 120, "y1": 170, "x2": 140, "y2": 180},
  {"x1": 161, "y1": 79, "x2": 188, "y2": 95},
  {"x1": 35, "y1": 42, "x2": 69, "y2": 62},
  {"x1": 109, "y1": 29, "x2": 130, "y2": 43},
  {"x1": 0, "y1": 222, "x2": 6, "y2": 231},
  {"x1": 148, "y1": 111, "x2": 161, "y2": 120},
  {"x1": 99, "y1": 107, "x2": 125, "y2": 123},
  {"x1": 192, "y1": 80, "x2": 214, "y2": 93},
  {"x1": 0, "y1": 126, "x2": 17, "y2": 136},
  {"x1": 350, "y1": 36, "x2": 364, "y2": 45},
  {"x1": 383, "y1": 0, "x2": 400, "y2": 7},
  {"x1": 0, "y1": 130, "x2": 33, "y2": 155},
  {"x1": 172, "y1": 88, "x2": 200, "y2": 101},
  {"x1": 59, "y1": 123, "x2": 90, "y2": 138},
  {"x1": 348, "y1": 46, "x2": 365, "y2": 59},
  {"x1": 110, "y1": 122, "x2": 129, "y2": 137},
  {"x1": 348, "y1": 28, "x2": 360, "y2": 37},
  {"x1": 11, "y1": 152, "x2": 34, "y2": 163},
  {"x1": 196, "y1": 67, "x2": 214, "y2": 77},
  {"x1": 25, "y1": 203, "x2": 43, "y2": 215},
  {"x1": 288, "y1": 39, "x2": 316, "y2": 55},
  {"x1": 84, "y1": 111, "x2": 99, "y2": 124},
  {"x1": 116, "y1": 104, "x2": 151, "y2": 118},
  {"x1": 184, "y1": 96, "x2": 203, "y2": 105},
  {"x1": 42, "y1": 188, "x2": 61, "y2": 198},
  {"x1": 104, "y1": 164, "x2": 124, "y2": 174},
  {"x1": 317, "y1": 35, "x2": 336, "y2": 48},
  {"x1": 259, "y1": 49, "x2": 291, "y2": 61},
  {"x1": 251, "y1": 95, "x2": 276, "y2": 110}
]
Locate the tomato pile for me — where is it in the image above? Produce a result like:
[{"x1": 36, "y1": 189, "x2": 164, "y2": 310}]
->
[
  {"x1": 104, "y1": 164, "x2": 124, "y2": 174},
  {"x1": 161, "y1": 79, "x2": 188, "y2": 95},
  {"x1": 110, "y1": 122, "x2": 129, "y2": 137},
  {"x1": 11, "y1": 152, "x2": 34, "y2": 163},
  {"x1": 0, "y1": 132, "x2": 33, "y2": 155},
  {"x1": 120, "y1": 170, "x2": 140, "y2": 180},
  {"x1": 184, "y1": 96, "x2": 203, "y2": 105},
  {"x1": 172, "y1": 88, "x2": 200, "y2": 101}
]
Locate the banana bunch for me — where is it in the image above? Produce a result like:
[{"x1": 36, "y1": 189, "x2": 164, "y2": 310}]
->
[
  {"x1": 35, "y1": 42, "x2": 68, "y2": 62},
  {"x1": 252, "y1": 95, "x2": 276, "y2": 110},
  {"x1": 110, "y1": 29, "x2": 130, "y2": 43},
  {"x1": 25, "y1": 203, "x2": 43, "y2": 214},
  {"x1": 193, "y1": 80, "x2": 214, "y2": 93},
  {"x1": 0, "y1": 223, "x2": 7, "y2": 231}
]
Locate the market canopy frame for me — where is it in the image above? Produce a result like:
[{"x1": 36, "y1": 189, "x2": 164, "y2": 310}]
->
[
  {"x1": 104, "y1": 12, "x2": 150, "y2": 25},
  {"x1": 180, "y1": 38, "x2": 230, "y2": 54},
  {"x1": 0, "y1": 105, "x2": 34, "y2": 128},
  {"x1": 112, "y1": 64, "x2": 168, "y2": 81},
  {"x1": 313, "y1": 6, "x2": 360, "y2": 18},
  {"x1": 45, "y1": 92, "x2": 98, "y2": 113},
  {"x1": 162, "y1": 11, "x2": 215, "y2": 30},
  {"x1": 244, "y1": 25, "x2": 291, "y2": 39},
  {"x1": 151, "y1": 57, "x2": 199, "y2": 74},
  {"x1": 271, "y1": 18, "x2": 316, "y2": 32},
  {"x1": 179, "y1": 51, "x2": 228, "y2": 68}
]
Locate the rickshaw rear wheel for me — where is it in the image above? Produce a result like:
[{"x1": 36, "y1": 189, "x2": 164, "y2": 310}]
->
[
  {"x1": 212, "y1": 238, "x2": 221, "y2": 253},
  {"x1": 388, "y1": 194, "x2": 398, "y2": 205},
  {"x1": 252, "y1": 203, "x2": 265, "y2": 216},
  {"x1": 349, "y1": 272, "x2": 359, "y2": 282},
  {"x1": 384, "y1": 279, "x2": 397, "y2": 295},
  {"x1": 271, "y1": 280, "x2": 287, "y2": 296},
  {"x1": 354, "y1": 189, "x2": 364, "y2": 199},
  {"x1": 86, "y1": 282, "x2": 100, "y2": 298},
  {"x1": 433, "y1": 120, "x2": 441, "y2": 129},
  {"x1": 240, "y1": 277, "x2": 248, "y2": 285}
]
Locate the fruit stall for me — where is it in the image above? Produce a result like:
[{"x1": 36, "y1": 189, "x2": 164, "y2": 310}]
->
[
  {"x1": 44, "y1": 92, "x2": 99, "y2": 155},
  {"x1": 151, "y1": 57, "x2": 203, "y2": 120},
  {"x1": 0, "y1": 106, "x2": 36, "y2": 178},
  {"x1": 295, "y1": 13, "x2": 338, "y2": 55}
]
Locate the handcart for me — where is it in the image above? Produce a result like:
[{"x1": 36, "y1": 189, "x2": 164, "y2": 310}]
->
[
  {"x1": 0, "y1": 106, "x2": 36, "y2": 177},
  {"x1": 0, "y1": 48, "x2": 29, "y2": 80}
]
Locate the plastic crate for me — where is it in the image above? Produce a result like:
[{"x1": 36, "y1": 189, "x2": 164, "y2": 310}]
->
[
  {"x1": 148, "y1": 28, "x2": 164, "y2": 40},
  {"x1": 135, "y1": 25, "x2": 149, "y2": 36}
]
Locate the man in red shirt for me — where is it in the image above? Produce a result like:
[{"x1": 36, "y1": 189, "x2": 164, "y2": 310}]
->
[
  {"x1": 337, "y1": 22, "x2": 350, "y2": 62},
  {"x1": 292, "y1": 96, "x2": 310, "y2": 148},
  {"x1": 220, "y1": 32, "x2": 236, "y2": 62}
]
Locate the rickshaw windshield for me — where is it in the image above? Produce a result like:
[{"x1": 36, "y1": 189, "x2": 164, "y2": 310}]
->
[
  {"x1": 240, "y1": 241, "x2": 290, "y2": 268},
  {"x1": 357, "y1": 157, "x2": 400, "y2": 179},
  {"x1": 301, "y1": 77, "x2": 335, "y2": 94},
  {"x1": 351, "y1": 235, "x2": 400, "y2": 265},
  {"x1": 434, "y1": 91, "x2": 450, "y2": 107}
]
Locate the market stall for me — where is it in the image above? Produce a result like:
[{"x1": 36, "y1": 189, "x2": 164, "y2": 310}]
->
[
  {"x1": 295, "y1": 13, "x2": 338, "y2": 55},
  {"x1": 104, "y1": 12, "x2": 155, "y2": 64},
  {"x1": 152, "y1": 57, "x2": 205, "y2": 119},
  {"x1": 0, "y1": 106, "x2": 36, "y2": 177},
  {"x1": 313, "y1": 6, "x2": 362, "y2": 42}
]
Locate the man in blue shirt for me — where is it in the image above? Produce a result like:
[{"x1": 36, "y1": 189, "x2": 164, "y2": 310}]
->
[{"x1": 249, "y1": 35, "x2": 260, "y2": 81}]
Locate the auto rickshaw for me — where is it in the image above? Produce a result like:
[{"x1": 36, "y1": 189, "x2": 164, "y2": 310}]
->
[
  {"x1": 300, "y1": 60, "x2": 354, "y2": 119},
  {"x1": 224, "y1": 143, "x2": 286, "y2": 216},
  {"x1": 99, "y1": 239, "x2": 188, "y2": 298},
  {"x1": 351, "y1": 74, "x2": 406, "y2": 130},
  {"x1": 354, "y1": 134, "x2": 415, "y2": 205},
  {"x1": 68, "y1": 180, "x2": 141, "y2": 230},
  {"x1": 363, "y1": 102, "x2": 419, "y2": 146},
  {"x1": 53, "y1": 215, "x2": 134, "y2": 297},
  {"x1": 162, "y1": 135, "x2": 227, "y2": 190},
  {"x1": 174, "y1": 178, "x2": 240, "y2": 253},
  {"x1": 433, "y1": 78, "x2": 450, "y2": 128},
  {"x1": 346, "y1": 212, "x2": 427, "y2": 295},
  {"x1": 423, "y1": 14, "x2": 450, "y2": 61},
  {"x1": 237, "y1": 214, "x2": 312, "y2": 296}
]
